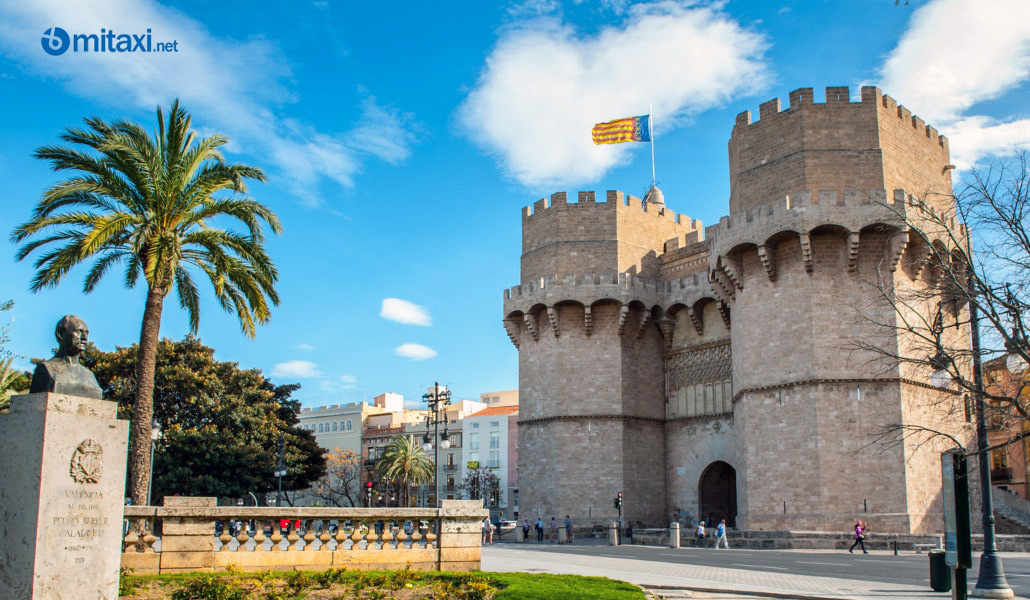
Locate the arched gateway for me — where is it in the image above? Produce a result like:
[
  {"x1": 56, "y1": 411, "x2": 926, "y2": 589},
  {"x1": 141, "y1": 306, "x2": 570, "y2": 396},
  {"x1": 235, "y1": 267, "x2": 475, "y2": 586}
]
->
[{"x1": 699, "y1": 461, "x2": 737, "y2": 527}]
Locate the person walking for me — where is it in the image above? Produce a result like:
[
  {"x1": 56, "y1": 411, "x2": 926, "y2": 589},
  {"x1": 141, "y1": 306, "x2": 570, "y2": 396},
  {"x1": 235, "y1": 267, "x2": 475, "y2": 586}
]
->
[
  {"x1": 535, "y1": 517, "x2": 544, "y2": 542},
  {"x1": 522, "y1": 518, "x2": 530, "y2": 542},
  {"x1": 482, "y1": 516, "x2": 493, "y2": 544},
  {"x1": 696, "y1": 521, "x2": 707, "y2": 548},
  {"x1": 849, "y1": 520, "x2": 868, "y2": 554},
  {"x1": 549, "y1": 516, "x2": 558, "y2": 543},
  {"x1": 715, "y1": 519, "x2": 729, "y2": 549},
  {"x1": 564, "y1": 515, "x2": 573, "y2": 544}
]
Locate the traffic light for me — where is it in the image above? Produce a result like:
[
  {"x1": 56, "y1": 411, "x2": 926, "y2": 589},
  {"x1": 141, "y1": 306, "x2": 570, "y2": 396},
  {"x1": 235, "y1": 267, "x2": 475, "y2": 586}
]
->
[
  {"x1": 614, "y1": 492, "x2": 623, "y2": 510},
  {"x1": 365, "y1": 481, "x2": 374, "y2": 505}
]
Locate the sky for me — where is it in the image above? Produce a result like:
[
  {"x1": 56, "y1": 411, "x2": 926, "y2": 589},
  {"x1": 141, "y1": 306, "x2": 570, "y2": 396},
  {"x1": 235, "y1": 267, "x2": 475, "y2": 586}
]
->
[{"x1": 1, "y1": 0, "x2": 1028, "y2": 409}]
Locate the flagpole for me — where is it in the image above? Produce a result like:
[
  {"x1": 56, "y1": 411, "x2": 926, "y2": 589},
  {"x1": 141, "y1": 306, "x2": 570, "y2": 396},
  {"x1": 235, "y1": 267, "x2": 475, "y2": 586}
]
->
[{"x1": 649, "y1": 103, "x2": 656, "y2": 187}]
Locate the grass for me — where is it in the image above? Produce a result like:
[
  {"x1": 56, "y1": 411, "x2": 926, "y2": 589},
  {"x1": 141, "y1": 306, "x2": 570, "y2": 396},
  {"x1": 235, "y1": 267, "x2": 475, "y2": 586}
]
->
[{"x1": 118, "y1": 568, "x2": 647, "y2": 600}]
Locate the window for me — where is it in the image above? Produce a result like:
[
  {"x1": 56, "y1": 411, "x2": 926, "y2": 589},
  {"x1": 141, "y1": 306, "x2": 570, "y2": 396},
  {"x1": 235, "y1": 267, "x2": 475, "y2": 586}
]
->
[
  {"x1": 489, "y1": 431, "x2": 500, "y2": 449},
  {"x1": 332, "y1": 422, "x2": 338, "y2": 432},
  {"x1": 489, "y1": 451, "x2": 500, "y2": 468},
  {"x1": 346, "y1": 420, "x2": 352, "y2": 431},
  {"x1": 490, "y1": 420, "x2": 499, "y2": 428},
  {"x1": 469, "y1": 432, "x2": 479, "y2": 450},
  {"x1": 318, "y1": 423, "x2": 324, "y2": 433},
  {"x1": 471, "y1": 422, "x2": 479, "y2": 429},
  {"x1": 470, "y1": 452, "x2": 479, "y2": 464}
]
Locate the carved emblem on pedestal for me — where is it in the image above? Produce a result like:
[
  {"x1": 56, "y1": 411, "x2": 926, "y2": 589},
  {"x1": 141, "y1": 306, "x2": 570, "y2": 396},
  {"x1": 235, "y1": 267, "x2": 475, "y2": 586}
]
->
[{"x1": 69, "y1": 439, "x2": 103, "y2": 484}]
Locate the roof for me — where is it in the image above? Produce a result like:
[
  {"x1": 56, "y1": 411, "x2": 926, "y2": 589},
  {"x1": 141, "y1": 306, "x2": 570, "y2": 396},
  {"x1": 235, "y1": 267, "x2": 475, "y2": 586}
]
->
[{"x1": 465, "y1": 406, "x2": 519, "y2": 418}]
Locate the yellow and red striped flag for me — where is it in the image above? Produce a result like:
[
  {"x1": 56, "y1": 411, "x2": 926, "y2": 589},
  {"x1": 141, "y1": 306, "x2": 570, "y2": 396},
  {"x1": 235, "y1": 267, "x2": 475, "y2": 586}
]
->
[{"x1": 591, "y1": 115, "x2": 650, "y2": 145}]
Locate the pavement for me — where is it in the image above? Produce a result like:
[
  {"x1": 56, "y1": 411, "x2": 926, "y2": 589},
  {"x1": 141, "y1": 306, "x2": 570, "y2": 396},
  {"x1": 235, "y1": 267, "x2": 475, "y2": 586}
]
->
[{"x1": 480, "y1": 539, "x2": 1029, "y2": 599}]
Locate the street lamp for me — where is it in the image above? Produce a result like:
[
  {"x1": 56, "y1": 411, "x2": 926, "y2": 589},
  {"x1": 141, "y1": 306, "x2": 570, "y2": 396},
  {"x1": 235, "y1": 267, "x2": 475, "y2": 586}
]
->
[
  {"x1": 422, "y1": 381, "x2": 451, "y2": 508},
  {"x1": 927, "y1": 299, "x2": 1013, "y2": 597},
  {"x1": 147, "y1": 420, "x2": 162, "y2": 506},
  {"x1": 274, "y1": 433, "x2": 287, "y2": 508}
]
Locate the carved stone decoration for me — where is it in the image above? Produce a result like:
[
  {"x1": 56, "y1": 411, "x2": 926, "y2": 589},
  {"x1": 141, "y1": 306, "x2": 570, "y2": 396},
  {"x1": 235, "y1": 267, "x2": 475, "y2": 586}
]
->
[
  {"x1": 666, "y1": 342, "x2": 732, "y2": 388},
  {"x1": 717, "y1": 302, "x2": 731, "y2": 329},
  {"x1": 617, "y1": 304, "x2": 630, "y2": 336},
  {"x1": 756, "y1": 245, "x2": 776, "y2": 281},
  {"x1": 546, "y1": 306, "x2": 560, "y2": 337},
  {"x1": 69, "y1": 438, "x2": 103, "y2": 484},
  {"x1": 687, "y1": 307, "x2": 704, "y2": 336},
  {"x1": 502, "y1": 319, "x2": 521, "y2": 348},
  {"x1": 887, "y1": 228, "x2": 910, "y2": 272},
  {"x1": 799, "y1": 233, "x2": 814, "y2": 273},
  {"x1": 637, "y1": 309, "x2": 652, "y2": 339},
  {"x1": 583, "y1": 306, "x2": 592, "y2": 337},
  {"x1": 523, "y1": 313, "x2": 539, "y2": 341},
  {"x1": 658, "y1": 316, "x2": 675, "y2": 348},
  {"x1": 846, "y1": 232, "x2": 861, "y2": 272}
]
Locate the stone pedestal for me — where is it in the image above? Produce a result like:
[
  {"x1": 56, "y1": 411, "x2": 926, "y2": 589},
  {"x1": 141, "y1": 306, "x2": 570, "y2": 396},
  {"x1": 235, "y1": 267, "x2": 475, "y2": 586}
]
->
[{"x1": 0, "y1": 393, "x2": 129, "y2": 599}]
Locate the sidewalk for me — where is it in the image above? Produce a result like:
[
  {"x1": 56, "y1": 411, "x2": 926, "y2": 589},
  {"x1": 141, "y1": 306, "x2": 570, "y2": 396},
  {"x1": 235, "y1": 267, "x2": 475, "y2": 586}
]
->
[{"x1": 481, "y1": 543, "x2": 1027, "y2": 599}]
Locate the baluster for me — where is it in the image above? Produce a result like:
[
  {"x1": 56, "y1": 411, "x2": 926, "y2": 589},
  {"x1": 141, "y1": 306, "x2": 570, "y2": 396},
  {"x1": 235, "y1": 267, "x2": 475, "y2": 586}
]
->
[
  {"x1": 319, "y1": 520, "x2": 332, "y2": 551},
  {"x1": 364, "y1": 520, "x2": 378, "y2": 549},
  {"x1": 287, "y1": 521, "x2": 300, "y2": 551},
  {"x1": 252, "y1": 521, "x2": 267, "y2": 552},
  {"x1": 270, "y1": 521, "x2": 284, "y2": 552},
  {"x1": 334, "y1": 521, "x2": 347, "y2": 550},
  {"x1": 381, "y1": 521, "x2": 394, "y2": 549},
  {"x1": 235, "y1": 520, "x2": 251, "y2": 553},
  {"x1": 122, "y1": 528, "x2": 139, "y2": 553},
  {"x1": 219, "y1": 519, "x2": 234, "y2": 552},
  {"x1": 409, "y1": 522, "x2": 422, "y2": 548},
  {"x1": 425, "y1": 520, "x2": 438, "y2": 548},
  {"x1": 142, "y1": 518, "x2": 158, "y2": 554},
  {"x1": 395, "y1": 521, "x2": 409, "y2": 549},
  {"x1": 350, "y1": 521, "x2": 364, "y2": 550},
  {"x1": 303, "y1": 519, "x2": 317, "y2": 551}
]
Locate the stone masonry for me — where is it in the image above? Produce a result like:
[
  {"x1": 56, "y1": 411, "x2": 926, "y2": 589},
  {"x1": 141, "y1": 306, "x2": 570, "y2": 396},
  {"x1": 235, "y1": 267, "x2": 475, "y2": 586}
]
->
[{"x1": 503, "y1": 86, "x2": 974, "y2": 534}]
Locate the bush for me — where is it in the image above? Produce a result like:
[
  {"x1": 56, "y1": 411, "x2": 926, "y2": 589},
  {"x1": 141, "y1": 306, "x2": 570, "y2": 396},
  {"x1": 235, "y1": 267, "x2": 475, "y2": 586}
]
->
[{"x1": 170, "y1": 576, "x2": 246, "y2": 600}]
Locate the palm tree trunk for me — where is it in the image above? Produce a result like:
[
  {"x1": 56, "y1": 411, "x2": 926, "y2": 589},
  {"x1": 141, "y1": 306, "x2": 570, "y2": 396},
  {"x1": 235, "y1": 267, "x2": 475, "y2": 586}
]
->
[{"x1": 127, "y1": 285, "x2": 165, "y2": 506}]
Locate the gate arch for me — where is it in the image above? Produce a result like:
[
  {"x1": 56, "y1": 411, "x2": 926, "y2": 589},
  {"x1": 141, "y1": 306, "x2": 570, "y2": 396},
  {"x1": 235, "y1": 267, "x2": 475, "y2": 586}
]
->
[{"x1": 699, "y1": 461, "x2": 737, "y2": 527}]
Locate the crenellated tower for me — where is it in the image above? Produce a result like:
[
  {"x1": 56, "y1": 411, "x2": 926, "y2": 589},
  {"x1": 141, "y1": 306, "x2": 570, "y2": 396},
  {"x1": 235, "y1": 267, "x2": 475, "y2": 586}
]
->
[{"x1": 504, "y1": 86, "x2": 971, "y2": 534}]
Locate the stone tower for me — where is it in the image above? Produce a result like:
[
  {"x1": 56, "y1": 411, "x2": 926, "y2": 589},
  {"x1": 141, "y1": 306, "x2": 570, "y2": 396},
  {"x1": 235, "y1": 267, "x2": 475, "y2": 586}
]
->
[{"x1": 505, "y1": 86, "x2": 970, "y2": 534}]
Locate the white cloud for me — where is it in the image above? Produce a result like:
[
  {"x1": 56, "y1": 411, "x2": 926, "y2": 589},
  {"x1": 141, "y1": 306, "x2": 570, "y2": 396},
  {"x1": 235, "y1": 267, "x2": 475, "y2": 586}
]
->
[
  {"x1": 380, "y1": 298, "x2": 432, "y2": 326},
  {"x1": 294, "y1": 342, "x2": 316, "y2": 351},
  {"x1": 319, "y1": 374, "x2": 358, "y2": 392},
  {"x1": 878, "y1": 0, "x2": 1030, "y2": 167},
  {"x1": 0, "y1": 0, "x2": 416, "y2": 207},
  {"x1": 395, "y1": 343, "x2": 437, "y2": 361},
  {"x1": 458, "y1": 1, "x2": 769, "y2": 188},
  {"x1": 271, "y1": 360, "x2": 321, "y2": 378}
]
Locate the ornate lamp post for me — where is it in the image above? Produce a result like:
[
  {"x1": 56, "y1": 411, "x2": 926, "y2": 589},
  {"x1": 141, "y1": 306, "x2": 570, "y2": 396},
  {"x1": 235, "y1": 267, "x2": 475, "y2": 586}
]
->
[
  {"x1": 146, "y1": 420, "x2": 162, "y2": 506},
  {"x1": 274, "y1": 433, "x2": 287, "y2": 508},
  {"x1": 421, "y1": 382, "x2": 451, "y2": 508},
  {"x1": 928, "y1": 297, "x2": 1013, "y2": 598}
]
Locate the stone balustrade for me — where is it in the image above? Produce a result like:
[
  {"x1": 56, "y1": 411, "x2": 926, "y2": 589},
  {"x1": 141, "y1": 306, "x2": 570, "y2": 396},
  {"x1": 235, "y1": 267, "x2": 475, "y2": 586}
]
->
[{"x1": 121, "y1": 497, "x2": 487, "y2": 574}]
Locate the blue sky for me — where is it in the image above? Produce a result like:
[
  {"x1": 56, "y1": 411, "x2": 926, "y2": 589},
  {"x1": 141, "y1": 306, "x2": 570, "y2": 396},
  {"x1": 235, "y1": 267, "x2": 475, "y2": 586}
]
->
[{"x1": 1, "y1": 0, "x2": 1028, "y2": 408}]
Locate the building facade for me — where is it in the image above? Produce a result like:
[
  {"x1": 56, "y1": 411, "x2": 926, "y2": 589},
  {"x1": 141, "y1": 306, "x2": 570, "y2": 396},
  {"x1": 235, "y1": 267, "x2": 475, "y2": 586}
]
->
[
  {"x1": 463, "y1": 405, "x2": 520, "y2": 519},
  {"x1": 503, "y1": 86, "x2": 973, "y2": 533}
]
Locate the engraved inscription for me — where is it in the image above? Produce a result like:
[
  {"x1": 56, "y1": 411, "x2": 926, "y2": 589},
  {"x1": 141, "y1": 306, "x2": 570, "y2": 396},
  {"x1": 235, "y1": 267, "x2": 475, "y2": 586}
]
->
[{"x1": 69, "y1": 439, "x2": 103, "y2": 484}]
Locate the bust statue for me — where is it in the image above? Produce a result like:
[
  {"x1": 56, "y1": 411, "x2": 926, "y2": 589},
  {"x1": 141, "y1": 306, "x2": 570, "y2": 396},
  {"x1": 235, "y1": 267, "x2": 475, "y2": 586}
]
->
[{"x1": 29, "y1": 315, "x2": 103, "y2": 400}]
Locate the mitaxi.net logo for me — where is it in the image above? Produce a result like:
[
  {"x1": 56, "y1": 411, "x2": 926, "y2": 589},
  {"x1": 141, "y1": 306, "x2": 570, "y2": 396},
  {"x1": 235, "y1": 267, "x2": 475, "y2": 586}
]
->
[{"x1": 41, "y1": 27, "x2": 179, "y2": 56}]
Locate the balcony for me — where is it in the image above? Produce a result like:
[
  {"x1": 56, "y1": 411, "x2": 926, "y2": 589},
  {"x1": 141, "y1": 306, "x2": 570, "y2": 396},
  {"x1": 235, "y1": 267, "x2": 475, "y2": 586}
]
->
[
  {"x1": 992, "y1": 467, "x2": 1013, "y2": 482},
  {"x1": 444, "y1": 465, "x2": 458, "y2": 471}
]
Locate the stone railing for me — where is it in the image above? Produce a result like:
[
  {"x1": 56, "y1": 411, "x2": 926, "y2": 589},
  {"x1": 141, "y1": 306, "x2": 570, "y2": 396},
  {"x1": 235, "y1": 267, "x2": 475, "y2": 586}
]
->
[{"x1": 121, "y1": 497, "x2": 487, "y2": 574}]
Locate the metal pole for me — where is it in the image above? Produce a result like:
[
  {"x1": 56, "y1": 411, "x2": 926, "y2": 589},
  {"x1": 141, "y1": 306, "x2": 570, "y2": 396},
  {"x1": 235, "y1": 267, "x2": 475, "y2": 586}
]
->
[
  {"x1": 433, "y1": 383, "x2": 440, "y2": 509},
  {"x1": 964, "y1": 236, "x2": 1012, "y2": 598},
  {"x1": 276, "y1": 433, "x2": 285, "y2": 508},
  {"x1": 147, "y1": 440, "x2": 155, "y2": 506}
]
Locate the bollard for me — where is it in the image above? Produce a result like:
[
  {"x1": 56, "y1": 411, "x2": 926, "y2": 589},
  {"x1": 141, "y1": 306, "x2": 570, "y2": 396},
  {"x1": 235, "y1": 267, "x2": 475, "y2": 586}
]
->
[
  {"x1": 670, "y1": 522, "x2": 680, "y2": 548},
  {"x1": 516, "y1": 526, "x2": 524, "y2": 543},
  {"x1": 609, "y1": 522, "x2": 619, "y2": 546},
  {"x1": 558, "y1": 528, "x2": 567, "y2": 544}
]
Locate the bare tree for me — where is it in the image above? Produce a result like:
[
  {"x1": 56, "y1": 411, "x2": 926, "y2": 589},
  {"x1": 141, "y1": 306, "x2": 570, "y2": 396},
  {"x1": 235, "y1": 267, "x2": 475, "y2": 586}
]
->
[
  {"x1": 458, "y1": 466, "x2": 503, "y2": 511},
  {"x1": 854, "y1": 151, "x2": 1030, "y2": 454},
  {"x1": 310, "y1": 448, "x2": 362, "y2": 507}
]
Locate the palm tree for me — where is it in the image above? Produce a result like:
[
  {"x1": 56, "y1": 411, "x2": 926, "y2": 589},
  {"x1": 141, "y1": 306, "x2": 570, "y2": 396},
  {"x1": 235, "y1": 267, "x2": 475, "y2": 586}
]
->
[
  {"x1": 376, "y1": 435, "x2": 435, "y2": 507},
  {"x1": 11, "y1": 100, "x2": 282, "y2": 505}
]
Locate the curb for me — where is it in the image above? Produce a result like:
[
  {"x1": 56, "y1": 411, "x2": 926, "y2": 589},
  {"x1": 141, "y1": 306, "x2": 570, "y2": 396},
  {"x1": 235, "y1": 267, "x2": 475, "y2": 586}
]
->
[{"x1": 642, "y1": 584, "x2": 861, "y2": 600}]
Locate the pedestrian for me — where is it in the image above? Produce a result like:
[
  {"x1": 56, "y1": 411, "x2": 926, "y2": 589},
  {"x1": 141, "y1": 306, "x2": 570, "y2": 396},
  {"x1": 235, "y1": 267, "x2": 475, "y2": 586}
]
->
[
  {"x1": 549, "y1": 516, "x2": 558, "y2": 542},
  {"x1": 482, "y1": 516, "x2": 493, "y2": 544},
  {"x1": 696, "y1": 520, "x2": 707, "y2": 548},
  {"x1": 715, "y1": 519, "x2": 729, "y2": 549},
  {"x1": 522, "y1": 518, "x2": 530, "y2": 542},
  {"x1": 535, "y1": 517, "x2": 544, "y2": 542},
  {"x1": 849, "y1": 520, "x2": 868, "y2": 554},
  {"x1": 564, "y1": 515, "x2": 573, "y2": 544}
]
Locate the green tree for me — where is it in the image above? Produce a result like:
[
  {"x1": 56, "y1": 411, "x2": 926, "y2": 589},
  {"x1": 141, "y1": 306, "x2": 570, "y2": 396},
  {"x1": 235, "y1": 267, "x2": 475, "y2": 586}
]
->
[
  {"x1": 376, "y1": 435, "x2": 434, "y2": 507},
  {"x1": 10, "y1": 101, "x2": 282, "y2": 504},
  {"x1": 84, "y1": 336, "x2": 323, "y2": 502},
  {"x1": 0, "y1": 300, "x2": 30, "y2": 413}
]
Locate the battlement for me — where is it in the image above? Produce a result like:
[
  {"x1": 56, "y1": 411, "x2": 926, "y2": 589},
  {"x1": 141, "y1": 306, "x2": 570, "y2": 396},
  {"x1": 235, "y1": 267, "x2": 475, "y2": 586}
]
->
[
  {"x1": 521, "y1": 190, "x2": 702, "y2": 230},
  {"x1": 733, "y1": 86, "x2": 948, "y2": 151}
]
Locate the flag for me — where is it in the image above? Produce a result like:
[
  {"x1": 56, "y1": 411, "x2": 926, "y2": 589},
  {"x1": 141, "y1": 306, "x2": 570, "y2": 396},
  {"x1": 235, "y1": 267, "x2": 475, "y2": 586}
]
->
[{"x1": 592, "y1": 115, "x2": 650, "y2": 145}]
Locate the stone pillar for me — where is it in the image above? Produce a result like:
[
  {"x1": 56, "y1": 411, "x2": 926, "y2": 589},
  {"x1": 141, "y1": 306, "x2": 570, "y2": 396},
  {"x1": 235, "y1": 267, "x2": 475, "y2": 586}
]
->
[
  {"x1": 670, "y1": 522, "x2": 680, "y2": 548},
  {"x1": 158, "y1": 497, "x2": 216, "y2": 573},
  {"x1": 516, "y1": 526, "x2": 524, "y2": 542},
  {"x1": 0, "y1": 393, "x2": 129, "y2": 600},
  {"x1": 439, "y1": 500, "x2": 489, "y2": 571},
  {"x1": 558, "y1": 527, "x2": 567, "y2": 544}
]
